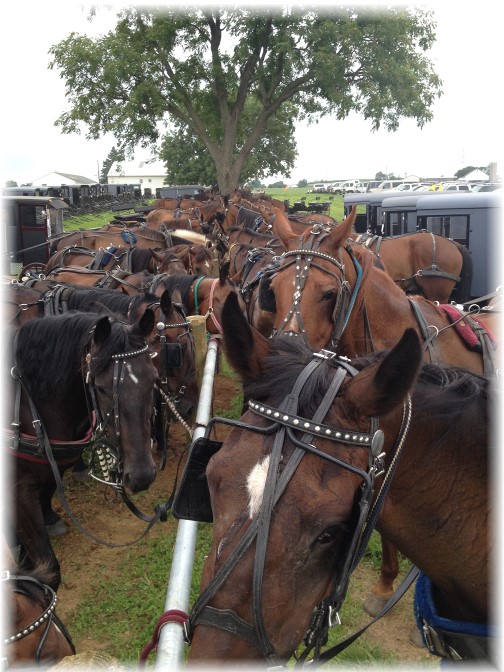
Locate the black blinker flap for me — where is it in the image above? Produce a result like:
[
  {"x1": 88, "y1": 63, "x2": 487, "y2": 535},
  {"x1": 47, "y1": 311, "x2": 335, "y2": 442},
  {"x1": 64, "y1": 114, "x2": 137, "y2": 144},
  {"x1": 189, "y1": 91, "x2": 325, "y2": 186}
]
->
[
  {"x1": 258, "y1": 275, "x2": 276, "y2": 312},
  {"x1": 172, "y1": 437, "x2": 223, "y2": 522},
  {"x1": 164, "y1": 342, "x2": 183, "y2": 369}
]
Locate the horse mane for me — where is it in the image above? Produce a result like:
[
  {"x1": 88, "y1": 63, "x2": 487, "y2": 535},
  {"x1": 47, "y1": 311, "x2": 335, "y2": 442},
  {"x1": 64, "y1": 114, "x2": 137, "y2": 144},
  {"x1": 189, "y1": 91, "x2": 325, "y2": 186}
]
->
[
  {"x1": 66, "y1": 287, "x2": 158, "y2": 317},
  {"x1": 14, "y1": 312, "x2": 146, "y2": 398},
  {"x1": 152, "y1": 274, "x2": 199, "y2": 310},
  {"x1": 130, "y1": 247, "x2": 155, "y2": 271}
]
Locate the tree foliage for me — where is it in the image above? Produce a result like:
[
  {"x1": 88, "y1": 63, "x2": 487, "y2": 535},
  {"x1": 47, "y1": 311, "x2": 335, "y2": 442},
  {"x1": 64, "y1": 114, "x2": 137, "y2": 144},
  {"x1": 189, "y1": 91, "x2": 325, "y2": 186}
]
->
[
  {"x1": 49, "y1": 7, "x2": 442, "y2": 194},
  {"x1": 100, "y1": 146, "x2": 122, "y2": 183}
]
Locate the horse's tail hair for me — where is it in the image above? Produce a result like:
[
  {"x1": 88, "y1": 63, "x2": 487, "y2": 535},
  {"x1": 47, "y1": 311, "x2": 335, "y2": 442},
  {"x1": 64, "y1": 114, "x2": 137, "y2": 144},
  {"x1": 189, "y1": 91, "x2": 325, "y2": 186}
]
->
[
  {"x1": 452, "y1": 242, "x2": 473, "y2": 303},
  {"x1": 170, "y1": 229, "x2": 207, "y2": 245}
]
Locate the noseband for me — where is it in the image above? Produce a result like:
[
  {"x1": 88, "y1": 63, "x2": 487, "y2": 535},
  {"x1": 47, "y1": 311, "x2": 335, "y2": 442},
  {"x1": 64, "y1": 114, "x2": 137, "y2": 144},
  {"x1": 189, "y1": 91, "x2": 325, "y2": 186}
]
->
[
  {"x1": 2, "y1": 570, "x2": 75, "y2": 665},
  {"x1": 186, "y1": 348, "x2": 411, "y2": 665}
]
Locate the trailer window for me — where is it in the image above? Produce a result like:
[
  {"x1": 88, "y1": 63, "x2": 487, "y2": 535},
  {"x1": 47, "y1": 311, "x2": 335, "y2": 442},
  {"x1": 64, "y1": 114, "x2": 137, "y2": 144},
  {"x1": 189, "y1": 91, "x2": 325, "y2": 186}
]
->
[
  {"x1": 19, "y1": 205, "x2": 47, "y2": 228},
  {"x1": 424, "y1": 214, "x2": 469, "y2": 245}
]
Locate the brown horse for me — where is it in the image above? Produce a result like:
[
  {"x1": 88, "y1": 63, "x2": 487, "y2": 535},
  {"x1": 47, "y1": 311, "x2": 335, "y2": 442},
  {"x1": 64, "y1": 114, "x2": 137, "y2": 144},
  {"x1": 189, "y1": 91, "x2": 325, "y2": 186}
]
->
[
  {"x1": 257, "y1": 207, "x2": 498, "y2": 615},
  {"x1": 150, "y1": 244, "x2": 215, "y2": 276},
  {"x1": 51, "y1": 226, "x2": 169, "y2": 253},
  {"x1": 38, "y1": 267, "x2": 147, "y2": 293},
  {"x1": 44, "y1": 245, "x2": 163, "y2": 275},
  {"x1": 2, "y1": 555, "x2": 75, "y2": 667},
  {"x1": 148, "y1": 266, "x2": 236, "y2": 337},
  {"x1": 351, "y1": 230, "x2": 473, "y2": 304},
  {"x1": 3, "y1": 283, "x2": 45, "y2": 328},
  {"x1": 185, "y1": 301, "x2": 492, "y2": 664}
]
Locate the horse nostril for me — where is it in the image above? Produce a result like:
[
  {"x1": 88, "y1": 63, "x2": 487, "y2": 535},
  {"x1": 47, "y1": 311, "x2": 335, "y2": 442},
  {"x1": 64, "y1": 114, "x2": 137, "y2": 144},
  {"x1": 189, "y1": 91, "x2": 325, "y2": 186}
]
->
[{"x1": 123, "y1": 465, "x2": 157, "y2": 493}]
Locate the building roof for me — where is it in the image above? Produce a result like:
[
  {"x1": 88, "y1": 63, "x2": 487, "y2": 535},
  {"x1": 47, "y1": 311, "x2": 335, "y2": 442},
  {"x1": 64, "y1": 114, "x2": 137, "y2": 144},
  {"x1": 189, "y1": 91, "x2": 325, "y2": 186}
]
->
[{"x1": 32, "y1": 171, "x2": 96, "y2": 184}]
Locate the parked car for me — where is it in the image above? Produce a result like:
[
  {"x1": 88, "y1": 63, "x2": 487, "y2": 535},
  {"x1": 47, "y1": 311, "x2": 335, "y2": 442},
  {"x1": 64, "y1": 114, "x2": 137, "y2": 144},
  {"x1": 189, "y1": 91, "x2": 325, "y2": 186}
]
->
[
  {"x1": 472, "y1": 182, "x2": 502, "y2": 192},
  {"x1": 311, "y1": 183, "x2": 328, "y2": 193},
  {"x1": 439, "y1": 182, "x2": 473, "y2": 192},
  {"x1": 369, "y1": 179, "x2": 409, "y2": 192},
  {"x1": 366, "y1": 180, "x2": 383, "y2": 193},
  {"x1": 327, "y1": 181, "x2": 345, "y2": 194},
  {"x1": 340, "y1": 180, "x2": 364, "y2": 194}
]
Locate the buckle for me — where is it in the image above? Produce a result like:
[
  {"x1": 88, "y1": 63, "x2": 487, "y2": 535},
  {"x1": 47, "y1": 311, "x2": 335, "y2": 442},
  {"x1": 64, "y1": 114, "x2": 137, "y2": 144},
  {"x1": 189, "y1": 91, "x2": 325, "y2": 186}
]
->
[
  {"x1": 1, "y1": 570, "x2": 11, "y2": 582},
  {"x1": 314, "y1": 349, "x2": 337, "y2": 360}
]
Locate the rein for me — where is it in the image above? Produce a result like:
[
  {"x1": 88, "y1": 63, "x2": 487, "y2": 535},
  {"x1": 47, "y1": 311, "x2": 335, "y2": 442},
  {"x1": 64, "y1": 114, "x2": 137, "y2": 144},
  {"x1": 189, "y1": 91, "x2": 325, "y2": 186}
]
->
[{"x1": 186, "y1": 349, "x2": 412, "y2": 665}]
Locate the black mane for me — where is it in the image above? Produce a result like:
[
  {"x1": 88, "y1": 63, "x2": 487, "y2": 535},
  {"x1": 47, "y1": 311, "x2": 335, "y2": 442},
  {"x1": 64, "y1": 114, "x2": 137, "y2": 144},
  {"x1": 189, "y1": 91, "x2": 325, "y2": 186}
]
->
[
  {"x1": 151, "y1": 274, "x2": 199, "y2": 310},
  {"x1": 14, "y1": 311, "x2": 146, "y2": 399}
]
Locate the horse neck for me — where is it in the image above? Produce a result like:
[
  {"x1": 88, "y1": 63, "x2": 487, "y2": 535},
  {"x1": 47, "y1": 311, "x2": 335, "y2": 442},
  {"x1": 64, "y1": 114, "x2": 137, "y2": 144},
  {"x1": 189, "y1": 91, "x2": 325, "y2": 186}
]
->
[
  {"x1": 377, "y1": 405, "x2": 488, "y2": 623},
  {"x1": 338, "y1": 259, "x2": 414, "y2": 356}
]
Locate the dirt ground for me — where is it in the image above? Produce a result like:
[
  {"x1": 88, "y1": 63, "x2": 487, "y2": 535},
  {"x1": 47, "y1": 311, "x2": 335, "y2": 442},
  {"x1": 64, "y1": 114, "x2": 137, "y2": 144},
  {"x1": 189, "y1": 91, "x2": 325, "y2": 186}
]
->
[{"x1": 49, "y1": 370, "x2": 434, "y2": 668}]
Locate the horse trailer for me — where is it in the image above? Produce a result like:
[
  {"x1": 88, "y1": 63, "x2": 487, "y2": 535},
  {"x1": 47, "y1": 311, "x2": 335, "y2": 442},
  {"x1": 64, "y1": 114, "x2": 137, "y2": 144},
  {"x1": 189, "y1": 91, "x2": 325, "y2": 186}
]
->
[{"x1": 2, "y1": 196, "x2": 68, "y2": 276}]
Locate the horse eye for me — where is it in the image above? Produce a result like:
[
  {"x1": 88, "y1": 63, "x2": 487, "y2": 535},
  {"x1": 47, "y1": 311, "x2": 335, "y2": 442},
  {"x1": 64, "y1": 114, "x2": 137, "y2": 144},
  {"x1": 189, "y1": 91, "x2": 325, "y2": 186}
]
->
[
  {"x1": 316, "y1": 524, "x2": 345, "y2": 545},
  {"x1": 322, "y1": 290, "x2": 335, "y2": 301}
]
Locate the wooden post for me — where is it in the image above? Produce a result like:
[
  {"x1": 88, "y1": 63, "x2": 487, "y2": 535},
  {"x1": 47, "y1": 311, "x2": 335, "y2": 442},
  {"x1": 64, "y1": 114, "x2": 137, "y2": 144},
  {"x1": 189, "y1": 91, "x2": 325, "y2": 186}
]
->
[{"x1": 187, "y1": 315, "x2": 208, "y2": 392}]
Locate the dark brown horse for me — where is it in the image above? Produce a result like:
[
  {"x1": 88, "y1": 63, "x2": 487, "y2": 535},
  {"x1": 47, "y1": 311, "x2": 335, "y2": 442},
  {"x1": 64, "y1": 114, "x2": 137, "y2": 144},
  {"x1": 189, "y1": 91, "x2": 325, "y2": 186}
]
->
[
  {"x1": 39, "y1": 267, "x2": 147, "y2": 293},
  {"x1": 2, "y1": 550, "x2": 75, "y2": 667},
  {"x1": 186, "y1": 298, "x2": 492, "y2": 664},
  {"x1": 351, "y1": 230, "x2": 473, "y2": 304},
  {"x1": 257, "y1": 207, "x2": 498, "y2": 616},
  {"x1": 4, "y1": 310, "x2": 158, "y2": 590}
]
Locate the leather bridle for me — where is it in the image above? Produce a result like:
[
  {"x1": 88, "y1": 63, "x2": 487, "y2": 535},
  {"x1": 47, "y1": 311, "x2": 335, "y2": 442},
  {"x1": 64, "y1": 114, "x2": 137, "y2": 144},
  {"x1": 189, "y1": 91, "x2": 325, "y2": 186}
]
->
[{"x1": 2, "y1": 570, "x2": 75, "y2": 666}]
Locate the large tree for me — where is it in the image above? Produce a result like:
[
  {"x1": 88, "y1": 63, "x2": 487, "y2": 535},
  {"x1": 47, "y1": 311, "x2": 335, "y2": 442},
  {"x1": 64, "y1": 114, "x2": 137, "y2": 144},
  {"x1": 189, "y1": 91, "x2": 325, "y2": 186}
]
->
[{"x1": 49, "y1": 7, "x2": 442, "y2": 194}]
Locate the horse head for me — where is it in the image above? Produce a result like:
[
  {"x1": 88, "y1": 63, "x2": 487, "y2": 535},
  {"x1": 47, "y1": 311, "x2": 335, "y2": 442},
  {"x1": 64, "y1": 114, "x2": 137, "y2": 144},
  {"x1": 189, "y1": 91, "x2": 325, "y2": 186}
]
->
[{"x1": 188, "y1": 292, "x2": 423, "y2": 662}]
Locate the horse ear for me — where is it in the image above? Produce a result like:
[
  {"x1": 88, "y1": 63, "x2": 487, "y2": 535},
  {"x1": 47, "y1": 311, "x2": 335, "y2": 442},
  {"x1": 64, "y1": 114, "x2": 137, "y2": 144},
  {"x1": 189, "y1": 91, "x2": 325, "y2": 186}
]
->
[
  {"x1": 324, "y1": 211, "x2": 357, "y2": 253},
  {"x1": 272, "y1": 207, "x2": 298, "y2": 248},
  {"x1": 345, "y1": 329, "x2": 422, "y2": 417},
  {"x1": 150, "y1": 248, "x2": 164, "y2": 263},
  {"x1": 219, "y1": 261, "x2": 230, "y2": 284},
  {"x1": 93, "y1": 316, "x2": 112, "y2": 345},
  {"x1": 221, "y1": 292, "x2": 271, "y2": 381},
  {"x1": 160, "y1": 290, "x2": 172, "y2": 317},
  {"x1": 135, "y1": 308, "x2": 155, "y2": 337}
]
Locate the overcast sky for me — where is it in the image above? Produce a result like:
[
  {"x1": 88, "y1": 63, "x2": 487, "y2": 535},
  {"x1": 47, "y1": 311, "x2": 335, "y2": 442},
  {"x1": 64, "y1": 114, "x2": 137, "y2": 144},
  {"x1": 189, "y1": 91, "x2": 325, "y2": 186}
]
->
[{"x1": 1, "y1": 2, "x2": 501, "y2": 186}]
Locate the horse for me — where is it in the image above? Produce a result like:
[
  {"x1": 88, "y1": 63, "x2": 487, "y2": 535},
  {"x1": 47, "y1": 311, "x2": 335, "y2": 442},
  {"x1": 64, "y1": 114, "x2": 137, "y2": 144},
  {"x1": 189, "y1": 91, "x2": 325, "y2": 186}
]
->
[
  {"x1": 150, "y1": 243, "x2": 215, "y2": 276},
  {"x1": 2, "y1": 547, "x2": 75, "y2": 667},
  {"x1": 4, "y1": 309, "x2": 159, "y2": 590},
  {"x1": 39, "y1": 282, "x2": 199, "y2": 455},
  {"x1": 3, "y1": 282, "x2": 45, "y2": 328},
  {"x1": 186, "y1": 295, "x2": 493, "y2": 665},
  {"x1": 37, "y1": 267, "x2": 147, "y2": 294},
  {"x1": 351, "y1": 229, "x2": 473, "y2": 304},
  {"x1": 147, "y1": 266, "x2": 236, "y2": 337},
  {"x1": 44, "y1": 245, "x2": 163, "y2": 276},
  {"x1": 51, "y1": 226, "x2": 169, "y2": 253},
  {"x1": 258, "y1": 206, "x2": 498, "y2": 616}
]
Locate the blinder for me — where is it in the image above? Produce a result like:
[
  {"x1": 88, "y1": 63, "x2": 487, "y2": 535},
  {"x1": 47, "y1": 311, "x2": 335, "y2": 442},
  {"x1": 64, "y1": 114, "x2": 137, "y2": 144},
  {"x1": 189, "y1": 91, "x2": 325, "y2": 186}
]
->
[
  {"x1": 172, "y1": 437, "x2": 223, "y2": 522},
  {"x1": 163, "y1": 342, "x2": 183, "y2": 369},
  {"x1": 258, "y1": 275, "x2": 276, "y2": 313}
]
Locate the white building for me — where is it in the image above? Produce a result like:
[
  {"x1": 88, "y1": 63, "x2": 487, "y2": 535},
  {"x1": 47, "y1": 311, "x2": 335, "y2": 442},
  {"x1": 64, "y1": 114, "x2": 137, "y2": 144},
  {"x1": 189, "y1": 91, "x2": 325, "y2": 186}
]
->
[
  {"x1": 31, "y1": 171, "x2": 95, "y2": 186},
  {"x1": 107, "y1": 159, "x2": 167, "y2": 193}
]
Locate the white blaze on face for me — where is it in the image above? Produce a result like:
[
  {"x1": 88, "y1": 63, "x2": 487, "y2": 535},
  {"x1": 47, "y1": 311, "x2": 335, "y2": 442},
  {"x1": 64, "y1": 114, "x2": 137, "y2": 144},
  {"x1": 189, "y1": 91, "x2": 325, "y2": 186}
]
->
[
  {"x1": 246, "y1": 455, "x2": 270, "y2": 518},
  {"x1": 126, "y1": 362, "x2": 138, "y2": 384}
]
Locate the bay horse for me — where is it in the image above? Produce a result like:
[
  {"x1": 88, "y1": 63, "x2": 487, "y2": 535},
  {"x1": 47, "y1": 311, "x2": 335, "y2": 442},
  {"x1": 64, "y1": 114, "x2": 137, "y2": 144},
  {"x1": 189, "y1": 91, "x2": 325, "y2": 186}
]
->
[
  {"x1": 147, "y1": 266, "x2": 236, "y2": 337},
  {"x1": 186, "y1": 297, "x2": 493, "y2": 665},
  {"x1": 2, "y1": 552, "x2": 75, "y2": 667},
  {"x1": 39, "y1": 267, "x2": 147, "y2": 294},
  {"x1": 51, "y1": 226, "x2": 169, "y2": 253},
  {"x1": 44, "y1": 245, "x2": 163, "y2": 276},
  {"x1": 258, "y1": 207, "x2": 498, "y2": 616},
  {"x1": 4, "y1": 309, "x2": 158, "y2": 590},
  {"x1": 351, "y1": 230, "x2": 473, "y2": 304}
]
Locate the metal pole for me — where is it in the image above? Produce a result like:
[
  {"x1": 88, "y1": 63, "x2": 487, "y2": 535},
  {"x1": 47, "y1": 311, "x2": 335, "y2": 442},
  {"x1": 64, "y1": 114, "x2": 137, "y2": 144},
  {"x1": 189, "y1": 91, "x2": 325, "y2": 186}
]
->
[{"x1": 154, "y1": 337, "x2": 220, "y2": 670}]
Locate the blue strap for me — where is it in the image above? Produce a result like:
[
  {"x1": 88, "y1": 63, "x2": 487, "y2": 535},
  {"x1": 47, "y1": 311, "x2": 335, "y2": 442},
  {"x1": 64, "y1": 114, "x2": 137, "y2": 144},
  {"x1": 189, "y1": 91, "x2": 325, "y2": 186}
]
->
[{"x1": 343, "y1": 255, "x2": 362, "y2": 329}]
